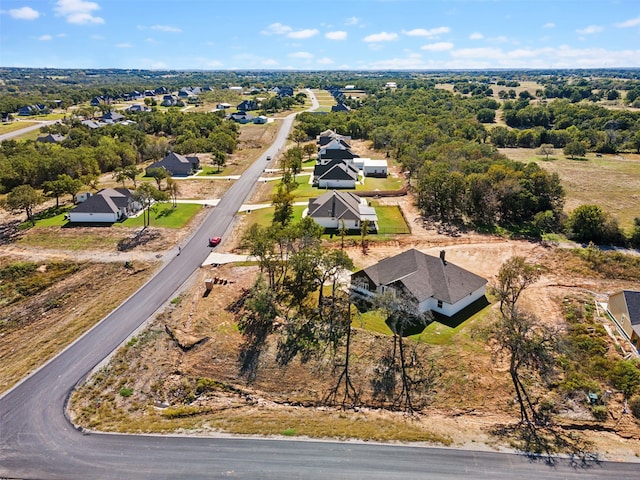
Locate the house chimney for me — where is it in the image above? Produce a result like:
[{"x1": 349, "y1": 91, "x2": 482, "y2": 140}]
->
[{"x1": 440, "y1": 250, "x2": 447, "y2": 265}]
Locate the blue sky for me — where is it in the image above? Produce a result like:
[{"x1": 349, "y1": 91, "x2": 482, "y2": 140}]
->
[{"x1": 1, "y1": 0, "x2": 639, "y2": 70}]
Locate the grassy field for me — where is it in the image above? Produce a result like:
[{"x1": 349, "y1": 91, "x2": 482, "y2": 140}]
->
[
  {"x1": 0, "y1": 121, "x2": 40, "y2": 135},
  {"x1": 500, "y1": 148, "x2": 640, "y2": 231}
]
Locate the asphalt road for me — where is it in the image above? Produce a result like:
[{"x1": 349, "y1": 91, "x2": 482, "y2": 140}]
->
[
  {"x1": 1, "y1": 92, "x2": 639, "y2": 479},
  {"x1": 0, "y1": 119, "x2": 60, "y2": 142}
]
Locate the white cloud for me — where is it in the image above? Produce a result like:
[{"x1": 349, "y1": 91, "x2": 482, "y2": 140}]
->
[
  {"x1": 115, "y1": 43, "x2": 132, "y2": 48},
  {"x1": 289, "y1": 51, "x2": 313, "y2": 59},
  {"x1": 193, "y1": 57, "x2": 224, "y2": 68},
  {"x1": 543, "y1": 22, "x2": 555, "y2": 29},
  {"x1": 576, "y1": 25, "x2": 603, "y2": 35},
  {"x1": 403, "y1": 26, "x2": 450, "y2": 37},
  {"x1": 288, "y1": 28, "x2": 318, "y2": 39},
  {"x1": 317, "y1": 57, "x2": 334, "y2": 65},
  {"x1": 615, "y1": 16, "x2": 640, "y2": 28},
  {"x1": 469, "y1": 32, "x2": 483, "y2": 40},
  {"x1": 9, "y1": 7, "x2": 40, "y2": 20},
  {"x1": 38, "y1": 34, "x2": 53, "y2": 41},
  {"x1": 261, "y1": 22, "x2": 292, "y2": 35},
  {"x1": 326, "y1": 30, "x2": 347, "y2": 40},
  {"x1": 363, "y1": 32, "x2": 398, "y2": 42},
  {"x1": 345, "y1": 16, "x2": 360, "y2": 26},
  {"x1": 150, "y1": 25, "x2": 182, "y2": 33},
  {"x1": 54, "y1": 0, "x2": 104, "y2": 25},
  {"x1": 421, "y1": 42, "x2": 454, "y2": 52}
]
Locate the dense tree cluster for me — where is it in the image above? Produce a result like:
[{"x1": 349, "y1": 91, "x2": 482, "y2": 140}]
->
[
  {"x1": 496, "y1": 99, "x2": 640, "y2": 153},
  {"x1": 0, "y1": 110, "x2": 237, "y2": 194}
]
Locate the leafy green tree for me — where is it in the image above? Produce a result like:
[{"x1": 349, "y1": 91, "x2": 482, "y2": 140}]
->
[
  {"x1": 146, "y1": 167, "x2": 169, "y2": 190},
  {"x1": 303, "y1": 143, "x2": 316, "y2": 161},
  {"x1": 563, "y1": 141, "x2": 587, "y2": 159},
  {"x1": 134, "y1": 182, "x2": 168, "y2": 227},
  {"x1": 477, "y1": 108, "x2": 495, "y2": 123},
  {"x1": 272, "y1": 183, "x2": 295, "y2": 226},
  {"x1": 211, "y1": 149, "x2": 226, "y2": 172},
  {"x1": 2, "y1": 184, "x2": 44, "y2": 225},
  {"x1": 42, "y1": 178, "x2": 68, "y2": 208},
  {"x1": 566, "y1": 204, "x2": 624, "y2": 245}
]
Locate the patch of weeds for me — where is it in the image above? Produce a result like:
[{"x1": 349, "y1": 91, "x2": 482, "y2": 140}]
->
[
  {"x1": 126, "y1": 337, "x2": 138, "y2": 347},
  {"x1": 161, "y1": 405, "x2": 212, "y2": 419},
  {"x1": 281, "y1": 427, "x2": 296, "y2": 436},
  {"x1": 119, "y1": 387, "x2": 134, "y2": 397},
  {"x1": 170, "y1": 297, "x2": 182, "y2": 305}
]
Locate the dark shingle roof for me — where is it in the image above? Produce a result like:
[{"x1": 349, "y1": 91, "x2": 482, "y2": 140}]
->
[
  {"x1": 361, "y1": 249, "x2": 487, "y2": 305},
  {"x1": 308, "y1": 190, "x2": 362, "y2": 221},
  {"x1": 623, "y1": 290, "x2": 640, "y2": 326}
]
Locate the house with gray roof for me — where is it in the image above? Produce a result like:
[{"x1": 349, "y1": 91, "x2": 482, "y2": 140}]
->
[
  {"x1": 350, "y1": 249, "x2": 488, "y2": 318},
  {"x1": 317, "y1": 129, "x2": 352, "y2": 147},
  {"x1": 607, "y1": 290, "x2": 640, "y2": 352},
  {"x1": 146, "y1": 151, "x2": 200, "y2": 177},
  {"x1": 68, "y1": 188, "x2": 141, "y2": 223},
  {"x1": 313, "y1": 159, "x2": 359, "y2": 188},
  {"x1": 306, "y1": 190, "x2": 377, "y2": 231},
  {"x1": 37, "y1": 133, "x2": 66, "y2": 143}
]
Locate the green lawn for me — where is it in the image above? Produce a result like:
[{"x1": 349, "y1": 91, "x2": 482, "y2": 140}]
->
[
  {"x1": 196, "y1": 166, "x2": 232, "y2": 176},
  {"x1": 0, "y1": 121, "x2": 39, "y2": 135},
  {"x1": 120, "y1": 203, "x2": 202, "y2": 228},
  {"x1": 356, "y1": 176, "x2": 404, "y2": 192},
  {"x1": 372, "y1": 205, "x2": 411, "y2": 235}
]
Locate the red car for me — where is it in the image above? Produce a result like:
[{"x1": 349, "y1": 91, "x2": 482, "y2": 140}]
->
[{"x1": 209, "y1": 236, "x2": 221, "y2": 247}]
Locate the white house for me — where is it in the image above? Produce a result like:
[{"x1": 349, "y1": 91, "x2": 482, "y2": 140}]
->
[
  {"x1": 350, "y1": 249, "x2": 488, "y2": 318},
  {"x1": 68, "y1": 188, "x2": 141, "y2": 223},
  {"x1": 305, "y1": 190, "x2": 377, "y2": 231}
]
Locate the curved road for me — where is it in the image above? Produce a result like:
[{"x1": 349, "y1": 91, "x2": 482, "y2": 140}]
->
[{"x1": 1, "y1": 92, "x2": 638, "y2": 479}]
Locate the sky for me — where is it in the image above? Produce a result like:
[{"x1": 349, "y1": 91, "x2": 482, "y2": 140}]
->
[{"x1": 1, "y1": 0, "x2": 639, "y2": 71}]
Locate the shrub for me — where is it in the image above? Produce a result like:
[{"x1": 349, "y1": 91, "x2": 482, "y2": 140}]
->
[
  {"x1": 591, "y1": 405, "x2": 608, "y2": 422},
  {"x1": 119, "y1": 387, "x2": 133, "y2": 397}
]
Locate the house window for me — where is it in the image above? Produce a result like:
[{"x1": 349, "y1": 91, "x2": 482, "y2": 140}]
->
[{"x1": 437, "y1": 300, "x2": 443, "y2": 309}]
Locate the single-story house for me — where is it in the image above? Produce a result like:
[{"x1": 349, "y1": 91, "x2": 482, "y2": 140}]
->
[
  {"x1": 37, "y1": 133, "x2": 66, "y2": 143},
  {"x1": 350, "y1": 249, "x2": 488, "y2": 318},
  {"x1": 352, "y1": 158, "x2": 388, "y2": 177},
  {"x1": 146, "y1": 151, "x2": 200, "y2": 177},
  {"x1": 216, "y1": 103, "x2": 232, "y2": 110},
  {"x1": 313, "y1": 159, "x2": 359, "y2": 189},
  {"x1": 126, "y1": 104, "x2": 150, "y2": 113},
  {"x1": 101, "y1": 111, "x2": 125, "y2": 123},
  {"x1": 80, "y1": 119, "x2": 105, "y2": 129},
  {"x1": 68, "y1": 188, "x2": 141, "y2": 223},
  {"x1": 305, "y1": 190, "x2": 377, "y2": 231},
  {"x1": 254, "y1": 115, "x2": 268, "y2": 124},
  {"x1": 607, "y1": 290, "x2": 640, "y2": 351},
  {"x1": 228, "y1": 112, "x2": 256, "y2": 124}
]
